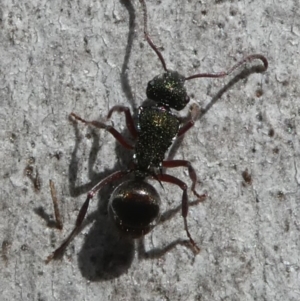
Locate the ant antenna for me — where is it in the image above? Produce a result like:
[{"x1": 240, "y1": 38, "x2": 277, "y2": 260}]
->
[
  {"x1": 139, "y1": 0, "x2": 268, "y2": 80},
  {"x1": 185, "y1": 54, "x2": 268, "y2": 81},
  {"x1": 139, "y1": 0, "x2": 168, "y2": 71}
]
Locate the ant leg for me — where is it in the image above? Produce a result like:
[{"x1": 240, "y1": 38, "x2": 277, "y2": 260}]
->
[
  {"x1": 162, "y1": 160, "x2": 207, "y2": 201},
  {"x1": 177, "y1": 119, "x2": 195, "y2": 137},
  {"x1": 46, "y1": 170, "x2": 129, "y2": 263},
  {"x1": 156, "y1": 173, "x2": 201, "y2": 253},
  {"x1": 107, "y1": 105, "x2": 138, "y2": 139},
  {"x1": 177, "y1": 104, "x2": 202, "y2": 137},
  {"x1": 70, "y1": 113, "x2": 134, "y2": 150},
  {"x1": 185, "y1": 54, "x2": 268, "y2": 81}
]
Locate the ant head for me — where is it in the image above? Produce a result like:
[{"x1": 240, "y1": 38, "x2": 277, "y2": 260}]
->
[
  {"x1": 146, "y1": 70, "x2": 190, "y2": 111},
  {"x1": 140, "y1": 0, "x2": 268, "y2": 111},
  {"x1": 108, "y1": 179, "x2": 161, "y2": 238}
]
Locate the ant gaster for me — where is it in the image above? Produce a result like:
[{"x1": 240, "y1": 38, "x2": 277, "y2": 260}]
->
[{"x1": 46, "y1": 0, "x2": 268, "y2": 262}]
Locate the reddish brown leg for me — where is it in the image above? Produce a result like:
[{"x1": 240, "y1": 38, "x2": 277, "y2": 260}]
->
[
  {"x1": 162, "y1": 160, "x2": 207, "y2": 201},
  {"x1": 70, "y1": 113, "x2": 134, "y2": 150},
  {"x1": 177, "y1": 105, "x2": 202, "y2": 137},
  {"x1": 107, "y1": 105, "x2": 138, "y2": 139},
  {"x1": 177, "y1": 120, "x2": 195, "y2": 137},
  {"x1": 46, "y1": 170, "x2": 129, "y2": 263},
  {"x1": 156, "y1": 173, "x2": 201, "y2": 253}
]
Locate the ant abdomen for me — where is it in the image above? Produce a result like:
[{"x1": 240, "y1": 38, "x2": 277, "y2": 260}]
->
[{"x1": 108, "y1": 180, "x2": 161, "y2": 237}]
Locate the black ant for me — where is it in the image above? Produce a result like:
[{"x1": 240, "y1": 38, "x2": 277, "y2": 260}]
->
[{"x1": 46, "y1": 0, "x2": 268, "y2": 262}]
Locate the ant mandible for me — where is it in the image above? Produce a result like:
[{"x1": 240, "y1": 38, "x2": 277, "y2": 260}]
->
[{"x1": 46, "y1": 0, "x2": 268, "y2": 262}]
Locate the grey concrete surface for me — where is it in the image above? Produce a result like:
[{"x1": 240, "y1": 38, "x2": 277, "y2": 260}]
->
[{"x1": 0, "y1": 0, "x2": 299, "y2": 300}]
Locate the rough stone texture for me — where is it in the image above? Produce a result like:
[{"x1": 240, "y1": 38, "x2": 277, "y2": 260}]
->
[{"x1": 0, "y1": 0, "x2": 299, "y2": 300}]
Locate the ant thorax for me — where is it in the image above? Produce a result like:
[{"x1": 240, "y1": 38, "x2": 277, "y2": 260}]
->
[{"x1": 134, "y1": 106, "x2": 181, "y2": 171}]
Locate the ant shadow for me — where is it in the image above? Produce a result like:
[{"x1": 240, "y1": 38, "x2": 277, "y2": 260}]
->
[
  {"x1": 37, "y1": 0, "x2": 267, "y2": 282},
  {"x1": 119, "y1": 0, "x2": 137, "y2": 109}
]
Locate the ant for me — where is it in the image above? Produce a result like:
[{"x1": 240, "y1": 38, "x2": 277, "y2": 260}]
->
[{"x1": 46, "y1": 0, "x2": 268, "y2": 262}]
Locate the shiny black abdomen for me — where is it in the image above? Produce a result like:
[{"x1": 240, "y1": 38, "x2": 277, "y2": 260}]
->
[
  {"x1": 135, "y1": 106, "x2": 181, "y2": 170},
  {"x1": 109, "y1": 180, "x2": 161, "y2": 237}
]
